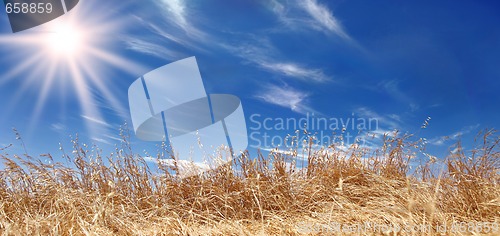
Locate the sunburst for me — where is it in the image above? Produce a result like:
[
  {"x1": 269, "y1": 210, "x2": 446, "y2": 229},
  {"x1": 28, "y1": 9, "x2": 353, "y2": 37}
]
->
[{"x1": 0, "y1": 1, "x2": 145, "y2": 137}]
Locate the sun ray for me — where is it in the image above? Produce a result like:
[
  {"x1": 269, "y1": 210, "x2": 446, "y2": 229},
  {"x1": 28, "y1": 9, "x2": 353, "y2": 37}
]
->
[
  {"x1": 86, "y1": 47, "x2": 146, "y2": 75},
  {"x1": 0, "y1": 52, "x2": 45, "y2": 86},
  {"x1": 67, "y1": 58, "x2": 104, "y2": 136},
  {"x1": 1, "y1": 52, "x2": 48, "y2": 124},
  {"x1": 28, "y1": 59, "x2": 59, "y2": 133},
  {"x1": 78, "y1": 60, "x2": 127, "y2": 117},
  {"x1": 0, "y1": 1, "x2": 144, "y2": 140}
]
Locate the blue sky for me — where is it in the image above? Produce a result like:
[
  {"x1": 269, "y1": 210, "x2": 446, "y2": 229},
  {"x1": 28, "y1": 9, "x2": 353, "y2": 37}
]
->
[{"x1": 0, "y1": 0, "x2": 499, "y2": 164}]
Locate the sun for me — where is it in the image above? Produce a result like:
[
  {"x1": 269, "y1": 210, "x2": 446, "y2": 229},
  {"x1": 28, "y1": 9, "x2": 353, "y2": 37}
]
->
[
  {"x1": 45, "y1": 23, "x2": 84, "y2": 56},
  {"x1": 0, "y1": 1, "x2": 145, "y2": 137}
]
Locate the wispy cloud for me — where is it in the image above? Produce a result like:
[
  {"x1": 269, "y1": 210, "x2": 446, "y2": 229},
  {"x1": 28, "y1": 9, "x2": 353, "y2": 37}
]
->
[
  {"x1": 81, "y1": 115, "x2": 112, "y2": 128},
  {"x1": 268, "y1": 0, "x2": 350, "y2": 39},
  {"x1": 88, "y1": 133, "x2": 123, "y2": 146},
  {"x1": 367, "y1": 128, "x2": 398, "y2": 139},
  {"x1": 91, "y1": 137, "x2": 112, "y2": 145},
  {"x1": 50, "y1": 123, "x2": 66, "y2": 132},
  {"x1": 255, "y1": 84, "x2": 318, "y2": 114},
  {"x1": 299, "y1": 0, "x2": 349, "y2": 38},
  {"x1": 263, "y1": 147, "x2": 304, "y2": 156},
  {"x1": 427, "y1": 124, "x2": 480, "y2": 146},
  {"x1": 354, "y1": 107, "x2": 401, "y2": 129},
  {"x1": 86, "y1": 88, "x2": 129, "y2": 121},
  {"x1": 261, "y1": 62, "x2": 329, "y2": 82},
  {"x1": 124, "y1": 1, "x2": 209, "y2": 57},
  {"x1": 157, "y1": 0, "x2": 188, "y2": 29},
  {"x1": 103, "y1": 134, "x2": 124, "y2": 142},
  {"x1": 128, "y1": 1, "x2": 336, "y2": 83},
  {"x1": 154, "y1": 0, "x2": 207, "y2": 40},
  {"x1": 123, "y1": 37, "x2": 179, "y2": 60},
  {"x1": 268, "y1": 0, "x2": 287, "y2": 19},
  {"x1": 377, "y1": 80, "x2": 420, "y2": 112},
  {"x1": 223, "y1": 39, "x2": 331, "y2": 82},
  {"x1": 143, "y1": 156, "x2": 211, "y2": 178}
]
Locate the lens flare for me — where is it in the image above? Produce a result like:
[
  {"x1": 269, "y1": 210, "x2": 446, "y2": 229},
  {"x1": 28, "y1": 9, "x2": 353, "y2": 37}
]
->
[{"x1": 0, "y1": 2, "x2": 145, "y2": 138}]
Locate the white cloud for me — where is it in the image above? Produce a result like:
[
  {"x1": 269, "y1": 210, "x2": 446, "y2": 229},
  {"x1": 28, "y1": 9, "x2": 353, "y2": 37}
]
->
[
  {"x1": 103, "y1": 134, "x2": 124, "y2": 142},
  {"x1": 255, "y1": 85, "x2": 318, "y2": 114},
  {"x1": 410, "y1": 103, "x2": 420, "y2": 112},
  {"x1": 261, "y1": 62, "x2": 329, "y2": 82},
  {"x1": 431, "y1": 138, "x2": 445, "y2": 146},
  {"x1": 427, "y1": 124, "x2": 480, "y2": 146},
  {"x1": 50, "y1": 123, "x2": 65, "y2": 131},
  {"x1": 368, "y1": 128, "x2": 398, "y2": 139},
  {"x1": 143, "y1": 156, "x2": 212, "y2": 178},
  {"x1": 268, "y1": 0, "x2": 350, "y2": 39},
  {"x1": 388, "y1": 114, "x2": 402, "y2": 122},
  {"x1": 125, "y1": 2, "x2": 209, "y2": 57},
  {"x1": 223, "y1": 39, "x2": 331, "y2": 82},
  {"x1": 354, "y1": 107, "x2": 400, "y2": 129},
  {"x1": 143, "y1": 20, "x2": 203, "y2": 50},
  {"x1": 157, "y1": 0, "x2": 188, "y2": 29},
  {"x1": 88, "y1": 133, "x2": 123, "y2": 146},
  {"x1": 81, "y1": 115, "x2": 112, "y2": 128},
  {"x1": 262, "y1": 147, "x2": 329, "y2": 163},
  {"x1": 269, "y1": 0, "x2": 286, "y2": 17},
  {"x1": 127, "y1": 1, "x2": 336, "y2": 83},
  {"x1": 450, "y1": 147, "x2": 460, "y2": 154},
  {"x1": 378, "y1": 80, "x2": 419, "y2": 112},
  {"x1": 91, "y1": 137, "x2": 112, "y2": 145},
  {"x1": 155, "y1": 0, "x2": 207, "y2": 39},
  {"x1": 299, "y1": 0, "x2": 349, "y2": 38},
  {"x1": 123, "y1": 37, "x2": 179, "y2": 60}
]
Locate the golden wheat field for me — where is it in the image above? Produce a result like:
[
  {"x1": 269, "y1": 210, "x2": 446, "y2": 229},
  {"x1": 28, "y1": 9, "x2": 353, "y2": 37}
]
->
[{"x1": 0, "y1": 128, "x2": 498, "y2": 235}]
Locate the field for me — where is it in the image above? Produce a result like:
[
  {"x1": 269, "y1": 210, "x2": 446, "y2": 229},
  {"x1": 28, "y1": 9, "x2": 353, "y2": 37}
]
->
[{"x1": 0, "y1": 128, "x2": 498, "y2": 235}]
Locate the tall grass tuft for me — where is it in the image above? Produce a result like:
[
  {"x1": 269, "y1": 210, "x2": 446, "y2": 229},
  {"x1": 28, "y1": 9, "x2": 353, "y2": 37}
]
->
[{"x1": 0, "y1": 128, "x2": 498, "y2": 235}]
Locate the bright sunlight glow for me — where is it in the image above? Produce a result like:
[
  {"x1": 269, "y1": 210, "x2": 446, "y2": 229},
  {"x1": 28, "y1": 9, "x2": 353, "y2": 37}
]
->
[{"x1": 45, "y1": 23, "x2": 84, "y2": 56}]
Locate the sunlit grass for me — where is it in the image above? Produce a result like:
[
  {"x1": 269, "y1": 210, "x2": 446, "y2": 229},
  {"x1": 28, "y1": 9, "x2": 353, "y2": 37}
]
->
[{"x1": 0, "y1": 127, "x2": 498, "y2": 235}]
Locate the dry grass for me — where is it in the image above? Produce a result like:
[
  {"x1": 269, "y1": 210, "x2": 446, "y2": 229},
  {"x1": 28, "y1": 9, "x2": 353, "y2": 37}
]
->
[{"x1": 0, "y1": 128, "x2": 498, "y2": 235}]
